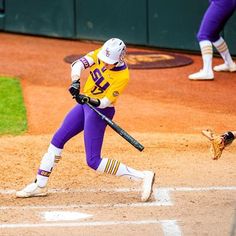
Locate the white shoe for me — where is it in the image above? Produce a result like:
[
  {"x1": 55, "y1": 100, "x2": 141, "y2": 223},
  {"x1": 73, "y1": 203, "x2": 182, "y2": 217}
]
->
[
  {"x1": 188, "y1": 70, "x2": 214, "y2": 80},
  {"x1": 141, "y1": 171, "x2": 155, "y2": 202},
  {"x1": 16, "y1": 182, "x2": 48, "y2": 198},
  {"x1": 213, "y1": 63, "x2": 236, "y2": 72}
]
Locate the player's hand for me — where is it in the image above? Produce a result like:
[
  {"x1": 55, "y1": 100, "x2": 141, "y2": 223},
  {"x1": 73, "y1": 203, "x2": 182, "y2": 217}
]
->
[
  {"x1": 202, "y1": 129, "x2": 225, "y2": 160},
  {"x1": 68, "y1": 79, "x2": 80, "y2": 97},
  {"x1": 75, "y1": 94, "x2": 90, "y2": 104}
]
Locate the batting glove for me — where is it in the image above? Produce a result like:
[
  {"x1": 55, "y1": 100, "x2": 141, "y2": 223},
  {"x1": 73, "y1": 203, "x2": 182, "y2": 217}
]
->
[
  {"x1": 68, "y1": 79, "x2": 80, "y2": 97},
  {"x1": 75, "y1": 94, "x2": 100, "y2": 107},
  {"x1": 75, "y1": 94, "x2": 90, "y2": 104}
]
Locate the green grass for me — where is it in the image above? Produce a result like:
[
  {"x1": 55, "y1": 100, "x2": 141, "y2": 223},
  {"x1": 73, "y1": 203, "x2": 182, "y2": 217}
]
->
[{"x1": 0, "y1": 77, "x2": 27, "y2": 135}]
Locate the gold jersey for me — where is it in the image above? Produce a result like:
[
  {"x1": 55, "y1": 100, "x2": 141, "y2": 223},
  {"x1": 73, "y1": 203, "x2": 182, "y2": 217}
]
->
[{"x1": 81, "y1": 49, "x2": 129, "y2": 105}]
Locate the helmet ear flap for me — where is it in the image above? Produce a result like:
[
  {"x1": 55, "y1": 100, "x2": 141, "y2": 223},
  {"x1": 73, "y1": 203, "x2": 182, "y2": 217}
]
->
[{"x1": 119, "y1": 46, "x2": 126, "y2": 63}]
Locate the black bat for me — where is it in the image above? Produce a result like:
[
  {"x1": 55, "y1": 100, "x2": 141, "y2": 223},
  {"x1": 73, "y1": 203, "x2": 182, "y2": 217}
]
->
[{"x1": 85, "y1": 102, "x2": 144, "y2": 152}]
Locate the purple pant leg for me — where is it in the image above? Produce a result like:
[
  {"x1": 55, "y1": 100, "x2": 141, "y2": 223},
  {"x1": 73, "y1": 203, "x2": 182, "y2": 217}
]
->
[
  {"x1": 197, "y1": 0, "x2": 236, "y2": 42},
  {"x1": 51, "y1": 104, "x2": 84, "y2": 149},
  {"x1": 51, "y1": 103, "x2": 115, "y2": 171},
  {"x1": 83, "y1": 105, "x2": 115, "y2": 170}
]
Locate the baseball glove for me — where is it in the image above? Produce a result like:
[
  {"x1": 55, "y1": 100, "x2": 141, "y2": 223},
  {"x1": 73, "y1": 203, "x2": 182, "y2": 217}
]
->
[{"x1": 201, "y1": 129, "x2": 225, "y2": 160}]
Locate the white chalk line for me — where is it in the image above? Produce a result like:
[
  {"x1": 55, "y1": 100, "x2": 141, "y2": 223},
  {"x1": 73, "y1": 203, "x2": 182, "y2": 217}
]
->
[
  {"x1": 42, "y1": 211, "x2": 93, "y2": 221},
  {"x1": 1, "y1": 186, "x2": 234, "y2": 235},
  {"x1": 0, "y1": 186, "x2": 235, "y2": 210},
  {"x1": 4, "y1": 186, "x2": 234, "y2": 236},
  {"x1": 0, "y1": 187, "x2": 140, "y2": 195},
  {"x1": 0, "y1": 219, "x2": 182, "y2": 235},
  {"x1": 163, "y1": 186, "x2": 236, "y2": 192},
  {"x1": 0, "y1": 220, "x2": 160, "y2": 229},
  {"x1": 1, "y1": 186, "x2": 235, "y2": 195},
  {"x1": 0, "y1": 202, "x2": 167, "y2": 210},
  {"x1": 160, "y1": 220, "x2": 182, "y2": 236},
  {"x1": 0, "y1": 188, "x2": 170, "y2": 210}
]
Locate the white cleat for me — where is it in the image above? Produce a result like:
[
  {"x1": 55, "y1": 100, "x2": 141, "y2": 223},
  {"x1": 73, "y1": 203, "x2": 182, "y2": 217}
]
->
[
  {"x1": 188, "y1": 70, "x2": 214, "y2": 80},
  {"x1": 16, "y1": 182, "x2": 48, "y2": 198},
  {"x1": 213, "y1": 63, "x2": 236, "y2": 72},
  {"x1": 141, "y1": 171, "x2": 155, "y2": 202}
]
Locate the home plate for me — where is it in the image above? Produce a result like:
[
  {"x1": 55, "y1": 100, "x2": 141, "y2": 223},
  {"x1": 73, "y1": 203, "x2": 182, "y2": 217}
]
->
[{"x1": 42, "y1": 211, "x2": 93, "y2": 221}]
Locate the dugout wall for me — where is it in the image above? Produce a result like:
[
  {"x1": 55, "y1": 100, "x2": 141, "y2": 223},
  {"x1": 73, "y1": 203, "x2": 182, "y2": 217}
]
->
[
  {"x1": 0, "y1": 0, "x2": 4, "y2": 29},
  {"x1": 4, "y1": 0, "x2": 75, "y2": 38},
  {"x1": 74, "y1": 0, "x2": 147, "y2": 45},
  {"x1": 1, "y1": 0, "x2": 236, "y2": 55}
]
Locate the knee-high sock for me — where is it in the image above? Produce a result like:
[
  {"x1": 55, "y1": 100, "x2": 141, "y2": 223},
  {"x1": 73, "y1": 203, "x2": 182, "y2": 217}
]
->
[
  {"x1": 96, "y1": 158, "x2": 145, "y2": 181},
  {"x1": 213, "y1": 37, "x2": 235, "y2": 66},
  {"x1": 36, "y1": 144, "x2": 62, "y2": 187},
  {"x1": 200, "y1": 40, "x2": 213, "y2": 73}
]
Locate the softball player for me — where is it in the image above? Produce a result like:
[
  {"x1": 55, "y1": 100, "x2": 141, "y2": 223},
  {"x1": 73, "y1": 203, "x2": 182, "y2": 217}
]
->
[
  {"x1": 16, "y1": 38, "x2": 155, "y2": 202},
  {"x1": 189, "y1": 0, "x2": 236, "y2": 80}
]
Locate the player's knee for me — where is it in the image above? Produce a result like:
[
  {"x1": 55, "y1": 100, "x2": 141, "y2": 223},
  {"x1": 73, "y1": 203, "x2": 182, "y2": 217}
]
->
[
  {"x1": 197, "y1": 32, "x2": 208, "y2": 42},
  {"x1": 86, "y1": 156, "x2": 102, "y2": 170},
  {"x1": 197, "y1": 32, "x2": 219, "y2": 43}
]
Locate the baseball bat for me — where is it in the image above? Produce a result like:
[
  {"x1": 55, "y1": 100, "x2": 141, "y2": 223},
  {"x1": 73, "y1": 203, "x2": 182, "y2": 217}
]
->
[{"x1": 85, "y1": 102, "x2": 144, "y2": 152}]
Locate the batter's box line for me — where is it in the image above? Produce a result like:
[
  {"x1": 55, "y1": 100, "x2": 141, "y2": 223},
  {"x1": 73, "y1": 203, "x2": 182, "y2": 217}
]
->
[
  {"x1": 0, "y1": 186, "x2": 235, "y2": 210},
  {"x1": 0, "y1": 219, "x2": 182, "y2": 236},
  {"x1": 2, "y1": 186, "x2": 236, "y2": 195}
]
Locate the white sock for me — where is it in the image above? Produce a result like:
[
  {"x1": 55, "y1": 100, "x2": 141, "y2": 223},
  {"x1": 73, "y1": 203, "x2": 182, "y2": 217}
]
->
[
  {"x1": 36, "y1": 144, "x2": 62, "y2": 187},
  {"x1": 213, "y1": 37, "x2": 235, "y2": 66},
  {"x1": 96, "y1": 158, "x2": 145, "y2": 181},
  {"x1": 199, "y1": 40, "x2": 213, "y2": 73}
]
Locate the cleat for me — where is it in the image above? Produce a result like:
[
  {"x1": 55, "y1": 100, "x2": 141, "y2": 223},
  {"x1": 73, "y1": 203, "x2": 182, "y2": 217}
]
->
[
  {"x1": 16, "y1": 182, "x2": 48, "y2": 198},
  {"x1": 141, "y1": 171, "x2": 155, "y2": 202},
  {"x1": 188, "y1": 70, "x2": 214, "y2": 80},
  {"x1": 213, "y1": 63, "x2": 236, "y2": 72}
]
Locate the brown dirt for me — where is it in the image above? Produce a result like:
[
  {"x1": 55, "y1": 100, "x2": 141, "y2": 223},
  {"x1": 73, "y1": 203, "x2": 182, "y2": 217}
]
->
[{"x1": 0, "y1": 32, "x2": 236, "y2": 236}]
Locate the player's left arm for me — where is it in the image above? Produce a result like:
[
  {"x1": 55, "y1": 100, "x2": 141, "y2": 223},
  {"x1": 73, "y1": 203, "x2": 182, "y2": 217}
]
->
[{"x1": 75, "y1": 76, "x2": 129, "y2": 108}]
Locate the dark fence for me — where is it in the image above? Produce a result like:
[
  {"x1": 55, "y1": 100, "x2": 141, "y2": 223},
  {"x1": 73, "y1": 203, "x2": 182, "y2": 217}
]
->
[{"x1": 1, "y1": 0, "x2": 235, "y2": 55}]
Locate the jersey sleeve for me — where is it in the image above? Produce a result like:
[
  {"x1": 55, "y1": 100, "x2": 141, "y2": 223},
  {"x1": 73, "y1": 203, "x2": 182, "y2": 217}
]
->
[
  {"x1": 71, "y1": 54, "x2": 95, "y2": 79},
  {"x1": 86, "y1": 49, "x2": 100, "y2": 63}
]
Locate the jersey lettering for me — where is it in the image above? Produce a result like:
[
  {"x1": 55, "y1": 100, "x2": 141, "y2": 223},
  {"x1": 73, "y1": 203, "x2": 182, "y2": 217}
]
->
[
  {"x1": 91, "y1": 86, "x2": 104, "y2": 95},
  {"x1": 90, "y1": 69, "x2": 110, "y2": 91}
]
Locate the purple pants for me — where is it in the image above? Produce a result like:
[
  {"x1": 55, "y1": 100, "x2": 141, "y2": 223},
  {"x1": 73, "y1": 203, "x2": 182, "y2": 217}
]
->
[
  {"x1": 197, "y1": 0, "x2": 236, "y2": 42},
  {"x1": 51, "y1": 104, "x2": 115, "y2": 170}
]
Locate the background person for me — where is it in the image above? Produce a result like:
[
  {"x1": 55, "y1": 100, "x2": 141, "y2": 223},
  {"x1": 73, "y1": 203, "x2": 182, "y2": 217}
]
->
[{"x1": 189, "y1": 0, "x2": 236, "y2": 80}]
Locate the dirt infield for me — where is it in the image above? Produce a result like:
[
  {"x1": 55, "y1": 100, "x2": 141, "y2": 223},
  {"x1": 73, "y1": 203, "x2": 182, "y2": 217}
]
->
[{"x1": 0, "y1": 32, "x2": 236, "y2": 236}]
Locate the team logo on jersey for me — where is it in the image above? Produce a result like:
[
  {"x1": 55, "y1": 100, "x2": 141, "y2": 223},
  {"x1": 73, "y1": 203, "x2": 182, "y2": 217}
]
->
[{"x1": 113, "y1": 91, "x2": 119, "y2": 97}]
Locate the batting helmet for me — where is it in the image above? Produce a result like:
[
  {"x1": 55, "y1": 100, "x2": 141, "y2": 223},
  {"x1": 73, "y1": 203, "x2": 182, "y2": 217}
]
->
[{"x1": 97, "y1": 38, "x2": 126, "y2": 64}]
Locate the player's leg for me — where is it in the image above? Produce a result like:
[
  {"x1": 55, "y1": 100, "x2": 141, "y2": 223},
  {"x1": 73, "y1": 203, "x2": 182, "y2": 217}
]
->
[
  {"x1": 213, "y1": 37, "x2": 236, "y2": 72},
  {"x1": 96, "y1": 158, "x2": 155, "y2": 202},
  {"x1": 188, "y1": 40, "x2": 214, "y2": 80},
  {"x1": 16, "y1": 104, "x2": 85, "y2": 198},
  {"x1": 212, "y1": 1, "x2": 236, "y2": 71},
  {"x1": 188, "y1": 1, "x2": 235, "y2": 80},
  {"x1": 188, "y1": 4, "x2": 216, "y2": 80},
  {"x1": 83, "y1": 105, "x2": 155, "y2": 202}
]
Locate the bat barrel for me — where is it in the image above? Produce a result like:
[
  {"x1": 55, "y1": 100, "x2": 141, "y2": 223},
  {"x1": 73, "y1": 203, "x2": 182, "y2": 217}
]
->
[{"x1": 86, "y1": 102, "x2": 144, "y2": 152}]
